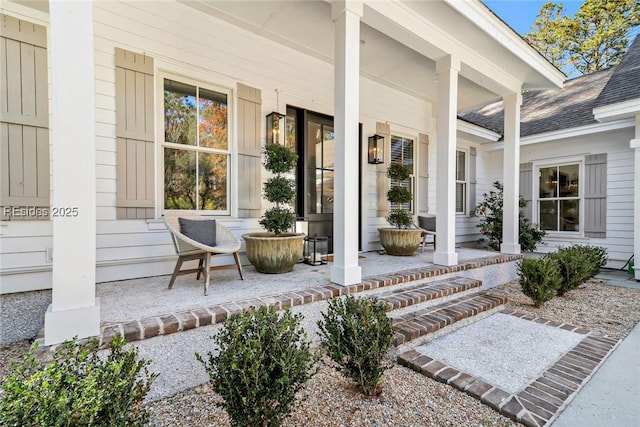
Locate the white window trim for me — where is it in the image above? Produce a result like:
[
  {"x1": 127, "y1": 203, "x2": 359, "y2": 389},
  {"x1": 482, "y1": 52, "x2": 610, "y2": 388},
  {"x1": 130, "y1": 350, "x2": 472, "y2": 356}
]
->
[
  {"x1": 532, "y1": 156, "x2": 584, "y2": 237},
  {"x1": 156, "y1": 70, "x2": 234, "y2": 217},
  {"x1": 455, "y1": 148, "x2": 468, "y2": 216}
]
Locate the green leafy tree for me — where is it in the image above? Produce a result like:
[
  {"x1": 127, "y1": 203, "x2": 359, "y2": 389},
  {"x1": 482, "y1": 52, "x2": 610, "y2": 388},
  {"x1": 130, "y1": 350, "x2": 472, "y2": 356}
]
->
[{"x1": 525, "y1": 0, "x2": 640, "y2": 75}]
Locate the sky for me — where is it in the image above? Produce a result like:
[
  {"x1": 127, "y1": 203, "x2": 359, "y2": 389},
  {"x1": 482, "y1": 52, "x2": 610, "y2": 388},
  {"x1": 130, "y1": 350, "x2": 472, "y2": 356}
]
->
[{"x1": 483, "y1": 0, "x2": 583, "y2": 35}]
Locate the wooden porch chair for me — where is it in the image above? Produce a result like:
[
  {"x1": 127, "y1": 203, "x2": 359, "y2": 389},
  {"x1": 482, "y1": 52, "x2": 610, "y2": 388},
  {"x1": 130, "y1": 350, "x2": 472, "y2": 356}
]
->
[
  {"x1": 417, "y1": 215, "x2": 436, "y2": 253},
  {"x1": 164, "y1": 212, "x2": 244, "y2": 295}
]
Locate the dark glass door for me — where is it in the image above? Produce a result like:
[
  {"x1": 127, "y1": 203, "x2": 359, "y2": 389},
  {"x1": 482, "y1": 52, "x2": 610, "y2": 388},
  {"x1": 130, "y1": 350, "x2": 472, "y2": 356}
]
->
[{"x1": 306, "y1": 114, "x2": 335, "y2": 252}]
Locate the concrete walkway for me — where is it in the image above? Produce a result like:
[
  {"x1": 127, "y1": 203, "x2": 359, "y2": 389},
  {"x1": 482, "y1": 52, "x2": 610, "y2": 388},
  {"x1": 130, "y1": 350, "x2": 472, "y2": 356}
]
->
[{"x1": 551, "y1": 271, "x2": 640, "y2": 427}]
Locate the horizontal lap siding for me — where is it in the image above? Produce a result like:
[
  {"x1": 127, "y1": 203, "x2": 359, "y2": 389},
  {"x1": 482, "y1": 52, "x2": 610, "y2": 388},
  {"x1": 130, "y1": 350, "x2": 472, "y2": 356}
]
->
[
  {"x1": 514, "y1": 132, "x2": 634, "y2": 265},
  {"x1": 2, "y1": 1, "x2": 438, "y2": 289}
]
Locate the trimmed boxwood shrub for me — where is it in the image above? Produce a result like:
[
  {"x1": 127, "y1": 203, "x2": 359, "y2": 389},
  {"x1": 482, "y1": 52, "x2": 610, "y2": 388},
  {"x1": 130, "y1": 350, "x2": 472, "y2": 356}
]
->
[
  {"x1": 548, "y1": 247, "x2": 592, "y2": 296},
  {"x1": 0, "y1": 335, "x2": 156, "y2": 427},
  {"x1": 549, "y1": 244, "x2": 609, "y2": 296},
  {"x1": 318, "y1": 295, "x2": 394, "y2": 396},
  {"x1": 517, "y1": 257, "x2": 561, "y2": 307},
  {"x1": 196, "y1": 306, "x2": 316, "y2": 427}
]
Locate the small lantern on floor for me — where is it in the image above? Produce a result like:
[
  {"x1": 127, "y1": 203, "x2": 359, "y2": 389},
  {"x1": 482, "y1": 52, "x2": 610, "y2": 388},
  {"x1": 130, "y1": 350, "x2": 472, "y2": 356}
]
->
[
  {"x1": 368, "y1": 134, "x2": 384, "y2": 164},
  {"x1": 304, "y1": 235, "x2": 328, "y2": 266},
  {"x1": 266, "y1": 111, "x2": 286, "y2": 145}
]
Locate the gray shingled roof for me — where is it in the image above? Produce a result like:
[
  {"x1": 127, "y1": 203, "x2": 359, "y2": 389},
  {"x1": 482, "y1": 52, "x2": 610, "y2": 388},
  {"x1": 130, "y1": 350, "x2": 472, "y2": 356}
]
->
[
  {"x1": 460, "y1": 35, "x2": 640, "y2": 138},
  {"x1": 594, "y1": 36, "x2": 640, "y2": 108}
]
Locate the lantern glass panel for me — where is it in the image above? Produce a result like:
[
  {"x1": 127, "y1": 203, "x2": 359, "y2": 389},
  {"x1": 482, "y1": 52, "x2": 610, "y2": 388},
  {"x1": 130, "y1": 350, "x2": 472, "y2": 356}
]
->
[{"x1": 368, "y1": 134, "x2": 384, "y2": 164}]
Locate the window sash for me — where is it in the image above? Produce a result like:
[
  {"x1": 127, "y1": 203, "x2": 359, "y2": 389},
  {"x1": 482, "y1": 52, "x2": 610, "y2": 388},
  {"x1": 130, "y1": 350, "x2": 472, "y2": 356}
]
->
[
  {"x1": 161, "y1": 76, "x2": 231, "y2": 213},
  {"x1": 536, "y1": 163, "x2": 581, "y2": 233},
  {"x1": 455, "y1": 150, "x2": 467, "y2": 214}
]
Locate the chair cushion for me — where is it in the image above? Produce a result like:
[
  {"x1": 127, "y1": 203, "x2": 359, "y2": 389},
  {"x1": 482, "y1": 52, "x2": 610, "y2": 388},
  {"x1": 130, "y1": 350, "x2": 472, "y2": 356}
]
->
[{"x1": 179, "y1": 217, "x2": 217, "y2": 247}]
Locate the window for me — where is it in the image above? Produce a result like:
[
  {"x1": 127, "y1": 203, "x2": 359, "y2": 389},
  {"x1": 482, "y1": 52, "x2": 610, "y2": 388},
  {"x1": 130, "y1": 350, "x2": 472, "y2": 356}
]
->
[
  {"x1": 390, "y1": 135, "x2": 414, "y2": 212},
  {"x1": 162, "y1": 78, "x2": 230, "y2": 212},
  {"x1": 538, "y1": 164, "x2": 580, "y2": 232},
  {"x1": 456, "y1": 150, "x2": 466, "y2": 214}
]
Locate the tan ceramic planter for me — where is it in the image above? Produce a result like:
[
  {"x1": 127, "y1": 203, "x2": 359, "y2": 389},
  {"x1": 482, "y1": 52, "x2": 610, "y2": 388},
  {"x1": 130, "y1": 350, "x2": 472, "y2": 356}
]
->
[
  {"x1": 378, "y1": 228, "x2": 423, "y2": 256},
  {"x1": 242, "y1": 232, "x2": 305, "y2": 274}
]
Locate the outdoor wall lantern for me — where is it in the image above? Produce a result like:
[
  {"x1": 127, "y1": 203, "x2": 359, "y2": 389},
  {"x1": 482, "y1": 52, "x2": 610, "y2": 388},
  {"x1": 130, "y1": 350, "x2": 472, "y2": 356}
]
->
[
  {"x1": 266, "y1": 111, "x2": 286, "y2": 145},
  {"x1": 368, "y1": 134, "x2": 384, "y2": 164},
  {"x1": 303, "y1": 235, "x2": 328, "y2": 266}
]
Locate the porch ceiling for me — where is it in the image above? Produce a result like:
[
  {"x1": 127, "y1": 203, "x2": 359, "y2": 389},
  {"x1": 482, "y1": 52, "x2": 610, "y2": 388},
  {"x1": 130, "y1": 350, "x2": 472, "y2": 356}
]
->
[{"x1": 180, "y1": 0, "x2": 524, "y2": 111}]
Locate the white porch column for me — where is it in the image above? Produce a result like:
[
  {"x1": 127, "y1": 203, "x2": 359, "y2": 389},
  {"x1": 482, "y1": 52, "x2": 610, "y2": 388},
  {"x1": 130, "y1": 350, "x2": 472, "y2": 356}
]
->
[
  {"x1": 434, "y1": 55, "x2": 459, "y2": 266},
  {"x1": 632, "y1": 114, "x2": 640, "y2": 281},
  {"x1": 44, "y1": 0, "x2": 100, "y2": 345},
  {"x1": 501, "y1": 92, "x2": 522, "y2": 254},
  {"x1": 330, "y1": 0, "x2": 362, "y2": 286}
]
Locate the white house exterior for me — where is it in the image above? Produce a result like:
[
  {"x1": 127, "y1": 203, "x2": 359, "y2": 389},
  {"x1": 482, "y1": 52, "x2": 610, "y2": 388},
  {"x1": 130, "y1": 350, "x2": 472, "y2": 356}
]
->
[
  {"x1": 462, "y1": 36, "x2": 640, "y2": 279},
  {"x1": 0, "y1": 0, "x2": 564, "y2": 345}
]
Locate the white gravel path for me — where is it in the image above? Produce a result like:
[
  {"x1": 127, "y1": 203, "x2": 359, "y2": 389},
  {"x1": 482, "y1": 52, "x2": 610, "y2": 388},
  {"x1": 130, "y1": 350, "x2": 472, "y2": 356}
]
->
[{"x1": 414, "y1": 312, "x2": 584, "y2": 394}]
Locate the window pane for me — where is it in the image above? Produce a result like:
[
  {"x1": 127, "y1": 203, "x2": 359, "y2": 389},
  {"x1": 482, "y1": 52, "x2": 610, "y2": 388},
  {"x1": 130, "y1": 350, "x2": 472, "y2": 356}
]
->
[
  {"x1": 323, "y1": 126, "x2": 334, "y2": 169},
  {"x1": 322, "y1": 170, "x2": 334, "y2": 213},
  {"x1": 456, "y1": 182, "x2": 466, "y2": 213},
  {"x1": 164, "y1": 147, "x2": 196, "y2": 209},
  {"x1": 198, "y1": 88, "x2": 228, "y2": 150},
  {"x1": 285, "y1": 115, "x2": 296, "y2": 151},
  {"x1": 539, "y1": 200, "x2": 558, "y2": 231},
  {"x1": 198, "y1": 152, "x2": 227, "y2": 210},
  {"x1": 307, "y1": 122, "x2": 321, "y2": 214},
  {"x1": 164, "y1": 79, "x2": 196, "y2": 145},
  {"x1": 560, "y1": 199, "x2": 579, "y2": 231},
  {"x1": 456, "y1": 150, "x2": 466, "y2": 181},
  {"x1": 539, "y1": 167, "x2": 557, "y2": 198},
  {"x1": 559, "y1": 164, "x2": 579, "y2": 197}
]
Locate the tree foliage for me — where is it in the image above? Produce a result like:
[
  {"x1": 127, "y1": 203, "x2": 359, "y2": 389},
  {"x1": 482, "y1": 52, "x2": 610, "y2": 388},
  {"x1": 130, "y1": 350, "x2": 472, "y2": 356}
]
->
[{"x1": 525, "y1": 0, "x2": 640, "y2": 75}]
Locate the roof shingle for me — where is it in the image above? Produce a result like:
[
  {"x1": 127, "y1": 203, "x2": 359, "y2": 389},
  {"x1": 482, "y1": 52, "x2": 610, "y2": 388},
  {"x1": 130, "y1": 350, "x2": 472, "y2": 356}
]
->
[{"x1": 460, "y1": 35, "x2": 640, "y2": 138}]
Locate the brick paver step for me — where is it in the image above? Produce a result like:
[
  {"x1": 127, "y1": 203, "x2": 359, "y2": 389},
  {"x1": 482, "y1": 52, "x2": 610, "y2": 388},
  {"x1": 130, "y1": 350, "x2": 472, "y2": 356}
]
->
[
  {"x1": 376, "y1": 276, "x2": 482, "y2": 312},
  {"x1": 392, "y1": 291, "x2": 506, "y2": 346}
]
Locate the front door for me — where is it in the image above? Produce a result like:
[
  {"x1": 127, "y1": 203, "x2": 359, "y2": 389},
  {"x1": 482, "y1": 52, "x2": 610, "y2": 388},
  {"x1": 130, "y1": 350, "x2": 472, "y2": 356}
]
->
[{"x1": 305, "y1": 113, "x2": 335, "y2": 252}]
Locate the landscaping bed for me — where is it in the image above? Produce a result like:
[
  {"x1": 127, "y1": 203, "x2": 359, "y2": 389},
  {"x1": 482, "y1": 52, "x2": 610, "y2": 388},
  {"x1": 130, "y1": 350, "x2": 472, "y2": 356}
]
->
[{"x1": 2, "y1": 277, "x2": 639, "y2": 426}]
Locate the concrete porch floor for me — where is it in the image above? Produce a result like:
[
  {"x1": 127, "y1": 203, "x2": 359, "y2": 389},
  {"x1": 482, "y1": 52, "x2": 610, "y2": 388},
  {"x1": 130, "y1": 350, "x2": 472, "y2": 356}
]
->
[{"x1": 97, "y1": 247, "x2": 504, "y2": 324}]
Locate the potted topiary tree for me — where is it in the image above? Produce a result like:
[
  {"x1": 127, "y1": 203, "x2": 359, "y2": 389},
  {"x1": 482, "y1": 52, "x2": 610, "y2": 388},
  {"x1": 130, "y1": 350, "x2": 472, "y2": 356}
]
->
[
  {"x1": 378, "y1": 162, "x2": 423, "y2": 255},
  {"x1": 242, "y1": 143, "x2": 305, "y2": 273}
]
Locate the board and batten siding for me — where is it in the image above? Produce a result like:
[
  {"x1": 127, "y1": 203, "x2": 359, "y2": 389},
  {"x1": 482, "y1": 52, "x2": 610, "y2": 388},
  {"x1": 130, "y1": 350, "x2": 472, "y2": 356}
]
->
[
  {"x1": 483, "y1": 128, "x2": 634, "y2": 267},
  {"x1": 115, "y1": 47, "x2": 155, "y2": 220},
  {"x1": 236, "y1": 83, "x2": 262, "y2": 219},
  {"x1": 0, "y1": 13, "x2": 49, "y2": 220}
]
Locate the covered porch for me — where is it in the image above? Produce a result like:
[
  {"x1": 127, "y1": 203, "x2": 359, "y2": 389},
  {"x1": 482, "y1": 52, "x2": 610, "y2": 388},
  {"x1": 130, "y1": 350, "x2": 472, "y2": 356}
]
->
[{"x1": 2, "y1": 0, "x2": 564, "y2": 345}]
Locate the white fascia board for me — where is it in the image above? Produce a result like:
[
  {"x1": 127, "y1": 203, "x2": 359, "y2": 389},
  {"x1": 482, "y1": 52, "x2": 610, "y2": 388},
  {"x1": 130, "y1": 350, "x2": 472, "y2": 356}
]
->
[
  {"x1": 457, "y1": 119, "x2": 501, "y2": 141},
  {"x1": 593, "y1": 98, "x2": 640, "y2": 122},
  {"x1": 484, "y1": 118, "x2": 635, "y2": 151},
  {"x1": 443, "y1": 0, "x2": 565, "y2": 89}
]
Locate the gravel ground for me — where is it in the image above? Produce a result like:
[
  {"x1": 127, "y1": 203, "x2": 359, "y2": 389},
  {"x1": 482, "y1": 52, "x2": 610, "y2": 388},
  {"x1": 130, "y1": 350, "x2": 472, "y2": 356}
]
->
[{"x1": 2, "y1": 278, "x2": 639, "y2": 426}]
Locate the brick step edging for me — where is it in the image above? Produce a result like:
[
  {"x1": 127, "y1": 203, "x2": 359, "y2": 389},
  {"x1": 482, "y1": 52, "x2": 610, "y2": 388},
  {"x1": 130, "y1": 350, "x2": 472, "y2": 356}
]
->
[
  {"x1": 34, "y1": 254, "x2": 520, "y2": 354},
  {"x1": 392, "y1": 292, "x2": 506, "y2": 346},
  {"x1": 377, "y1": 276, "x2": 482, "y2": 311},
  {"x1": 397, "y1": 310, "x2": 620, "y2": 427}
]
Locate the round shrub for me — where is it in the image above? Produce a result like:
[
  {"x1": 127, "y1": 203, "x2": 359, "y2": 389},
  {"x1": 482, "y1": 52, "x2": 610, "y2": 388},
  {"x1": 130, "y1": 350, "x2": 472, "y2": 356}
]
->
[
  {"x1": 0, "y1": 335, "x2": 156, "y2": 427},
  {"x1": 318, "y1": 295, "x2": 394, "y2": 396},
  {"x1": 196, "y1": 306, "x2": 316, "y2": 427}
]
